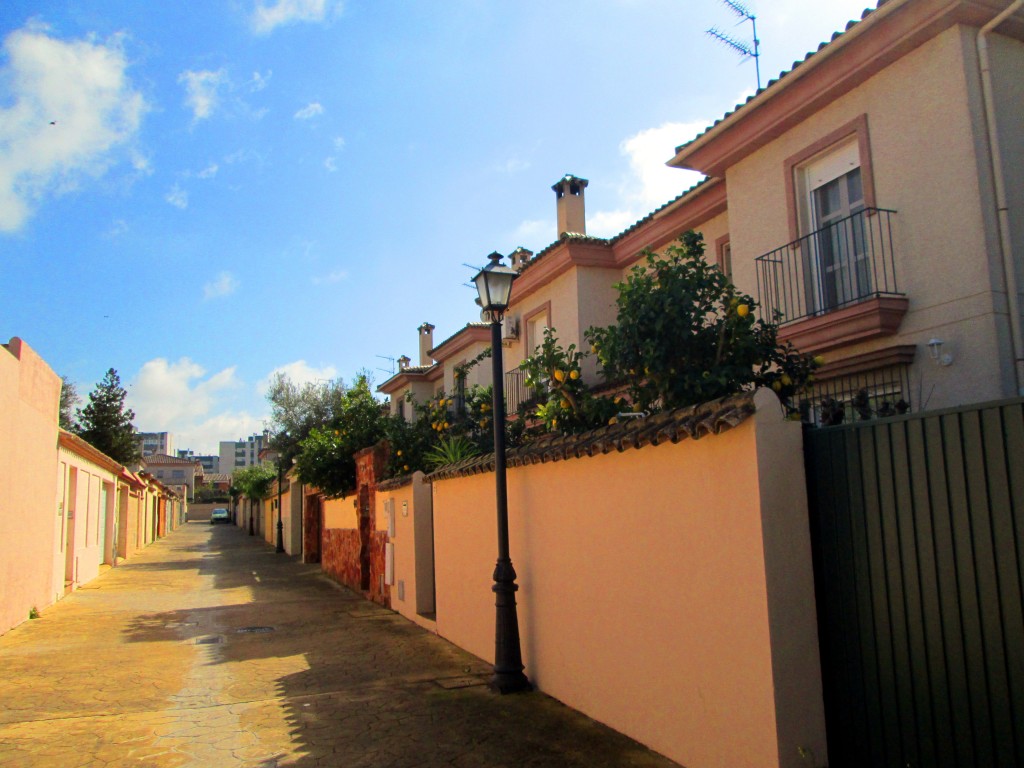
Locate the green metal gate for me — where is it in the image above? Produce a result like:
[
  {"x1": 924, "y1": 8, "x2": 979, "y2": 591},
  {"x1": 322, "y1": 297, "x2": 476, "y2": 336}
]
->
[{"x1": 805, "y1": 397, "x2": 1024, "y2": 767}]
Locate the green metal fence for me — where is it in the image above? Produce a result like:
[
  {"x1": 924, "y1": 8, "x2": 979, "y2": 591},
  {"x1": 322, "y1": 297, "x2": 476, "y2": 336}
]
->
[{"x1": 805, "y1": 397, "x2": 1024, "y2": 768}]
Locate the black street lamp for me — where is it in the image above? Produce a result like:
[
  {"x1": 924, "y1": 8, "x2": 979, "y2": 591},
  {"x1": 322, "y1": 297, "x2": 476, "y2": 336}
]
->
[{"x1": 473, "y1": 252, "x2": 532, "y2": 694}]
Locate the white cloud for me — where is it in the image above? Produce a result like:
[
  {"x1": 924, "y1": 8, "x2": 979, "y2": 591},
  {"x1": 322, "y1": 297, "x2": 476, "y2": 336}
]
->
[
  {"x1": 248, "y1": 69, "x2": 272, "y2": 92},
  {"x1": 312, "y1": 269, "x2": 347, "y2": 285},
  {"x1": 587, "y1": 120, "x2": 707, "y2": 239},
  {"x1": 324, "y1": 135, "x2": 344, "y2": 171},
  {"x1": 294, "y1": 101, "x2": 324, "y2": 120},
  {"x1": 494, "y1": 157, "x2": 530, "y2": 174},
  {"x1": 256, "y1": 360, "x2": 338, "y2": 394},
  {"x1": 127, "y1": 358, "x2": 260, "y2": 454},
  {"x1": 165, "y1": 184, "x2": 188, "y2": 209},
  {"x1": 178, "y1": 68, "x2": 228, "y2": 122},
  {"x1": 251, "y1": 0, "x2": 342, "y2": 35},
  {"x1": 197, "y1": 163, "x2": 219, "y2": 179},
  {"x1": 513, "y1": 219, "x2": 549, "y2": 243},
  {"x1": 203, "y1": 271, "x2": 239, "y2": 299},
  {"x1": 105, "y1": 218, "x2": 128, "y2": 238},
  {"x1": 0, "y1": 26, "x2": 146, "y2": 233}
]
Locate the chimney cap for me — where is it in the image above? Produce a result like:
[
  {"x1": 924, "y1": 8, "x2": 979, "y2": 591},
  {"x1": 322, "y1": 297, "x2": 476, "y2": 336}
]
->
[
  {"x1": 417, "y1": 322, "x2": 435, "y2": 334},
  {"x1": 552, "y1": 174, "x2": 589, "y2": 196}
]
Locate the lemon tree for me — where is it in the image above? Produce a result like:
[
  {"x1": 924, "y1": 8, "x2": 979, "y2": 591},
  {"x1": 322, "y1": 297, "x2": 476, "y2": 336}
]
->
[
  {"x1": 585, "y1": 231, "x2": 817, "y2": 414},
  {"x1": 519, "y1": 328, "x2": 616, "y2": 433}
]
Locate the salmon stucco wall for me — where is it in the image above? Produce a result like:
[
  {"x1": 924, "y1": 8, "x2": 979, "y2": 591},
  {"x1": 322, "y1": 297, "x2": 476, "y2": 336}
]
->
[
  {"x1": 378, "y1": 473, "x2": 435, "y2": 630},
  {"x1": 0, "y1": 338, "x2": 61, "y2": 635},
  {"x1": 431, "y1": 389, "x2": 825, "y2": 768}
]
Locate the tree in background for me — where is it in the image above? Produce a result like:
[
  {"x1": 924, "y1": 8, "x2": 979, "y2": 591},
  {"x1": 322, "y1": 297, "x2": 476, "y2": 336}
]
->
[
  {"x1": 75, "y1": 368, "x2": 141, "y2": 465},
  {"x1": 293, "y1": 374, "x2": 387, "y2": 497},
  {"x1": 265, "y1": 372, "x2": 348, "y2": 465},
  {"x1": 232, "y1": 464, "x2": 276, "y2": 532},
  {"x1": 59, "y1": 375, "x2": 80, "y2": 430}
]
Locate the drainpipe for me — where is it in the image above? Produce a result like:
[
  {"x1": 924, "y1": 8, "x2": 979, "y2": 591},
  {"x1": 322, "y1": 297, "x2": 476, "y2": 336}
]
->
[{"x1": 977, "y1": 0, "x2": 1024, "y2": 395}]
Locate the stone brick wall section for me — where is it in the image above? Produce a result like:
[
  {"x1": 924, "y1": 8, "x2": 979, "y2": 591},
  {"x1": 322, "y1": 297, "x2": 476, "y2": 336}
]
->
[
  {"x1": 321, "y1": 529, "x2": 362, "y2": 590},
  {"x1": 354, "y1": 443, "x2": 391, "y2": 609}
]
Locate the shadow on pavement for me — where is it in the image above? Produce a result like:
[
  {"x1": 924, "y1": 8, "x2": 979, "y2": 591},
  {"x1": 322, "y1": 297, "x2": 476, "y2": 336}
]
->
[{"x1": 118, "y1": 522, "x2": 678, "y2": 768}]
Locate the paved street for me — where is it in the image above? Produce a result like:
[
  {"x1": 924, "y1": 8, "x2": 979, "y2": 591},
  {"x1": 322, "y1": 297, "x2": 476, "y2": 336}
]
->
[{"x1": 0, "y1": 522, "x2": 679, "y2": 768}]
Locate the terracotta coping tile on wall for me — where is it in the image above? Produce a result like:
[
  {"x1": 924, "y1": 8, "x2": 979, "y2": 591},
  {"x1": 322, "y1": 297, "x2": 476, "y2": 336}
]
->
[{"x1": 425, "y1": 391, "x2": 757, "y2": 482}]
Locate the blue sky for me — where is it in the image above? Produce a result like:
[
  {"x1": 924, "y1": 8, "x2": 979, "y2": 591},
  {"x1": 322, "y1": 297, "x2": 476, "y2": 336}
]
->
[{"x1": 2, "y1": 0, "x2": 875, "y2": 454}]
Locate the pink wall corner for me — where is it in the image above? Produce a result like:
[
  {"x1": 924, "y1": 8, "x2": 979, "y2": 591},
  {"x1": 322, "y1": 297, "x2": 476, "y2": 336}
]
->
[{"x1": 1, "y1": 337, "x2": 61, "y2": 634}]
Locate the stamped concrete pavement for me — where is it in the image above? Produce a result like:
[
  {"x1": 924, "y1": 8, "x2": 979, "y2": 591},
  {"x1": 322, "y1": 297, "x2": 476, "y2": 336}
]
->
[{"x1": 0, "y1": 522, "x2": 680, "y2": 768}]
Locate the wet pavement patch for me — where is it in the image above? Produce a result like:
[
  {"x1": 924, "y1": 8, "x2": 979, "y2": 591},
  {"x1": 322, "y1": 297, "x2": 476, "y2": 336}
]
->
[
  {"x1": 195, "y1": 635, "x2": 223, "y2": 644},
  {"x1": 236, "y1": 626, "x2": 276, "y2": 633}
]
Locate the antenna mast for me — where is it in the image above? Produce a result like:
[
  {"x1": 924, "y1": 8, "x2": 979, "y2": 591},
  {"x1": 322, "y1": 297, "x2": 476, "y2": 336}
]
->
[{"x1": 707, "y1": 0, "x2": 761, "y2": 90}]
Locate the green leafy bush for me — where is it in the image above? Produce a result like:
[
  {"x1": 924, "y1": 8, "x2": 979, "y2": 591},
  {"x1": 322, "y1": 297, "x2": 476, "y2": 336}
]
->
[{"x1": 585, "y1": 231, "x2": 818, "y2": 415}]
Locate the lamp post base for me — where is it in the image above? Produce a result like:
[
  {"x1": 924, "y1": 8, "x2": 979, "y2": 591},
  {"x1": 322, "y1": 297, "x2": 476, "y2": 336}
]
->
[
  {"x1": 491, "y1": 558, "x2": 532, "y2": 695},
  {"x1": 276, "y1": 519, "x2": 284, "y2": 553}
]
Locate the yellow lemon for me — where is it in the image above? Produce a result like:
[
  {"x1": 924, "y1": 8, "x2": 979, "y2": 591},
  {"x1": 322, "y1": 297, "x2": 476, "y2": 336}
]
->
[
  {"x1": 554, "y1": 369, "x2": 566, "y2": 382},
  {"x1": 781, "y1": 374, "x2": 792, "y2": 386},
  {"x1": 569, "y1": 370, "x2": 579, "y2": 380},
  {"x1": 443, "y1": 421, "x2": 449, "y2": 429},
  {"x1": 737, "y1": 304, "x2": 750, "y2": 317},
  {"x1": 403, "y1": 465, "x2": 409, "y2": 471},
  {"x1": 608, "y1": 416, "x2": 618, "y2": 425},
  {"x1": 396, "y1": 450, "x2": 402, "y2": 457},
  {"x1": 813, "y1": 355, "x2": 826, "y2": 366},
  {"x1": 551, "y1": 418, "x2": 557, "y2": 428},
  {"x1": 772, "y1": 380, "x2": 782, "y2": 392}
]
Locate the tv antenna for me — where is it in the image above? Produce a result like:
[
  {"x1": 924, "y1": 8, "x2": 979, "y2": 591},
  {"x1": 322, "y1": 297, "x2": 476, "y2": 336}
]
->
[
  {"x1": 707, "y1": 0, "x2": 761, "y2": 90},
  {"x1": 375, "y1": 355, "x2": 396, "y2": 376}
]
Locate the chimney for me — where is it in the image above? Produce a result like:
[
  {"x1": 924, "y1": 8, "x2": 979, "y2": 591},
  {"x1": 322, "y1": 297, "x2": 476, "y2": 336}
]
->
[
  {"x1": 510, "y1": 247, "x2": 533, "y2": 271},
  {"x1": 397, "y1": 355, "x2": 411, "y2": 371},
  {"x1": 552, "y1": 174, "x2": 588, "y2": 237},
  {"x1": 417, "y1": 322, "x2": 435, "y2": 366}
]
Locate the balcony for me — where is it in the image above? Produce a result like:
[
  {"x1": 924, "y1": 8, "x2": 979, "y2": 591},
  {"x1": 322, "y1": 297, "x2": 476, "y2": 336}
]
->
[
  {"x1": 755, "y1": 208, "x2": 907, "y2": 353},
  {"x1": 504, "y1": 366, "x2": 542, "y2": 416}
]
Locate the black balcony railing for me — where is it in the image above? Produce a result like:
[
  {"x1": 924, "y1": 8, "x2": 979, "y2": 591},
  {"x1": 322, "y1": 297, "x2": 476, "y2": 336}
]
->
[
  {"x1": 504, "y1": 367, "x2": 542, "y2": 416},
  {"x1": 756, "y1": 208, "x2": 902, "y2": 325}
]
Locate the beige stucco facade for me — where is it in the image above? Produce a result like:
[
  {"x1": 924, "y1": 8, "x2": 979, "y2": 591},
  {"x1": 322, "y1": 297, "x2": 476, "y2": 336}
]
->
[
  {"x1": 430, "y1": 391, "x2": 824, "y2": 768},
  {"x1": 719, "y1": 21, "x2": 1021, "y2": 410}
]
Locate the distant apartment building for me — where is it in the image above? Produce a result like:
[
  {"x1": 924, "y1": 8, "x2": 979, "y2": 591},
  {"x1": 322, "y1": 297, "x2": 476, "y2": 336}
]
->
[
  {"x1": 219, "y1": 433, "x2": 268, "y2": 474},
  {"x1": 176, "y1": 450, "x2": 220, "y2": 474},
  {"x1": 136, "y1": 431, "x2": 173, "y2": 458}
]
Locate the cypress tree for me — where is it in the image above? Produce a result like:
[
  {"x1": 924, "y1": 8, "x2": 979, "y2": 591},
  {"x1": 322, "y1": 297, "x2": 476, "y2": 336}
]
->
[{"x1": 75, "y1": 368, "x2": 141, "y2": 465}]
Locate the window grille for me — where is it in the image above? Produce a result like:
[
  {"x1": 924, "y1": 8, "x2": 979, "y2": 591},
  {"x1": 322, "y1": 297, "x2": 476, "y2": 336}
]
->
[{"x1": 800, "y1": 364, "x2": 911, "y2": 426}]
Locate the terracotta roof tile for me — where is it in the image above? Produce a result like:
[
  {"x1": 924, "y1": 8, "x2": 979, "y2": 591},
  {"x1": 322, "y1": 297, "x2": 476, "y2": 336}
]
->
[
  {"x1": 377, "y1": 474, "x2": 414, "y2": 492},
  {"x1": 425, "y1": 391, "x2": 756, "y2": 482},
  {"x1": 142, "y1": 453, "x2": 200, "y2": 466},
  {"x1": 430, "y1": 322, "x2": 490, "y2": 355}
]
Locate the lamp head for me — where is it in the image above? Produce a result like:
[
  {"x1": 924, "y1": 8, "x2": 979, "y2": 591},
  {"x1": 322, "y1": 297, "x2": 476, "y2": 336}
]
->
[{"x1": 473, "y1": 252, "x2": 517, "y2": 321}]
